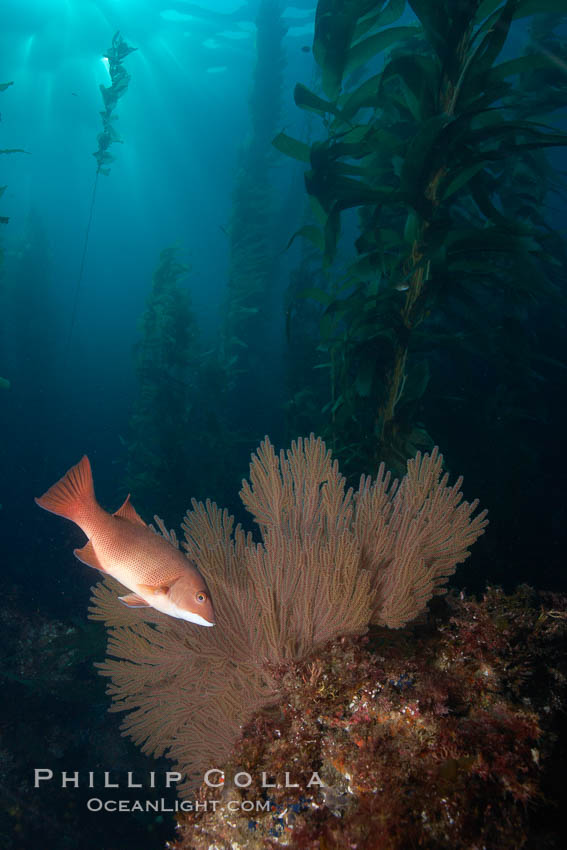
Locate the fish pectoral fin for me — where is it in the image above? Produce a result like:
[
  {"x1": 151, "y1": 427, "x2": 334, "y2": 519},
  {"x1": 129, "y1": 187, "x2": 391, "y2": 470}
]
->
[
  {"x1": 118, "y1": 593, "x2": 151, "y2": 608},
  {"x1": 113, "y1": 494, "x2": 147, "y2": 527},
  {"x1": 137, "y1": 582, "x2": 170, "y2": 596},
  {"x1": 74, "y1": 540, "x2": 105, "y2": 571}
]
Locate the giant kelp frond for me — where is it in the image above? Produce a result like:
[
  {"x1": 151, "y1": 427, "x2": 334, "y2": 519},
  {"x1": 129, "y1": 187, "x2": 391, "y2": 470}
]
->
[
  {"x1": 90, "y1": 436, "x2": 485, "y2": 794},
  {"x1": 280, "y1": 0, "x2": 567, "y2": 473},
  {"x1": 93, "y1": 32, "x2": 136, "y2": 175},
  {"x1": 65, "y1": 32, "x2": 136, "y2": 361}
]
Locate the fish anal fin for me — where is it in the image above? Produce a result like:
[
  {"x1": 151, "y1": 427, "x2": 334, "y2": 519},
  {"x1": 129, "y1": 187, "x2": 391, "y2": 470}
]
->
[
  {"x1": 74, "y1": 540, "x2": 105, "y2": 571},
  {"x1": 138, "y1": 582, "x2": 170, "y2": 596},
  {"x1": 118, "y1": 593, "x2": 151, "y2": 608},
  {"x1": 113, "y1": 494, "x2": 147, "y2": 527}
]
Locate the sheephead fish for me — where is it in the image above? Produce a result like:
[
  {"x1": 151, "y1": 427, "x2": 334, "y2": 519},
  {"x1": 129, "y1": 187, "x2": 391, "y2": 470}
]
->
[{"x1": 35, "y1": 456, "x2": 215, "y2": 627}]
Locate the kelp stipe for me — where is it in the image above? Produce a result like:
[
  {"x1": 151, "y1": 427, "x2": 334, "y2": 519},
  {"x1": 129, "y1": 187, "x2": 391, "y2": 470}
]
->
[
  {"x1": 0, "y1": 80, "x2": 25, "y2": 229},
  {"x1": 64, "y1": 32, "x2": 137, "y2": 361},
  {"x1": 1, "y1": 78, "x2": 27, "y2": 391}
]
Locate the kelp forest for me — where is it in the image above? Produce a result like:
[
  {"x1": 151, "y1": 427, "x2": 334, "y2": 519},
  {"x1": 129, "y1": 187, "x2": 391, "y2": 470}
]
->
[
  {"x1": 1, "y1": 1, "x2": 567, "y2": 849},
  {"x1": 124, "y1": 0, "x2": 567, "y2": 593}
]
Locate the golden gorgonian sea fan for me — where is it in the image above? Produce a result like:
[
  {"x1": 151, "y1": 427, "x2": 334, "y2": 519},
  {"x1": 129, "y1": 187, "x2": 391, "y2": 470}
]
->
[{"x1": 89, "y1": 435, "x2": 487, "y2": 794}]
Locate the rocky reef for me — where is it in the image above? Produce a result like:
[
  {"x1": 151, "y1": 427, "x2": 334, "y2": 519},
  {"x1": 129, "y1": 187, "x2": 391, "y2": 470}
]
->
[{"x1": 172, "y1": 586, "x2": 566, "y2": 850}]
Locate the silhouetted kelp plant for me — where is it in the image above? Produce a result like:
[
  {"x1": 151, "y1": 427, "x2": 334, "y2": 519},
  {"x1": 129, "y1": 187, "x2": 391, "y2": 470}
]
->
[
  {"x1": 127, "y1": 244, "x2": 240, "y2": 515},
  {"x1": 127, "y1": 245, "x2": 201, "y2": 518},
  {"x1": 90, "y1": 435, "x2": 486, "y2": 795},
  {"x1": 1, "y1": 213, "x2": 58, "y2": 433},
  {"x1": 277, "y1": 0, "x2": 567, "y2": 474},
  {"x1": 66, "y1": 32, "x2": 136, "y2": 357},
  {"x1": 92, "y1": 32, "x2": 137, "y2": 175},
  {"x1": 222, "y1": 0, "x2": 287, "y2": 390},
  {"x1": 1, "y1": 77, "x2": 26, "y2": 392},
  {"x1": 1, "y1": 80, "x2": 18, "y2": 230},
  {"x1": 130, "y1": 1, "x2": 291, "y2": 517}
]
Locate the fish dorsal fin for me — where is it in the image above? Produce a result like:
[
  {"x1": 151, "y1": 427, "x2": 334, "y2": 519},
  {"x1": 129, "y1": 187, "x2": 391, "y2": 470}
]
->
[
  {"x1": 118, "y1": 593, "x2": 151, "y2": 608},
  {"x1": 113, "y1": 494, "x2": 147, "y2": 527},
  {"x1": 74, "y1": 540, "x2": 105, "y2": 572}
]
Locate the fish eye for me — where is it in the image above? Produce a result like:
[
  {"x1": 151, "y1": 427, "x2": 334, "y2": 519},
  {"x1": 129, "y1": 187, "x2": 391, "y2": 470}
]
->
[{"x1": 195, "y1": 591, "x2": 207, "y2": 604}]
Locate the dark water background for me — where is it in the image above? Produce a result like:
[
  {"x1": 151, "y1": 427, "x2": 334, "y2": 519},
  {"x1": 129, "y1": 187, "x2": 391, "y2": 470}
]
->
[
  {"x1": 1, "y1": 1, "x2": 566, "y2": 848},
  {"x1": 0, "y1": 0, "x2": 313, "y2": 611}
]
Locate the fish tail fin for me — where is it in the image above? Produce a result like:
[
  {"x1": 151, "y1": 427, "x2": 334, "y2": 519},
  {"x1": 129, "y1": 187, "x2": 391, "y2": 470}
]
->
[{"x1": 35, "y1": 456, "x2": 96, "y2": 522}]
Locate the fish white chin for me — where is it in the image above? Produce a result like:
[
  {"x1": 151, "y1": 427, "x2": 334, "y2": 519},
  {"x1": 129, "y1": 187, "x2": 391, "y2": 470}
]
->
[
  {"x1": 149, "y1": 595, "x2": 215, "y2": 627},
  {"x1": 179, "y1": 611, "x2": 215, "y2": 627},
  {"x1": 166, "y1": 601, "x2": 215, "y2": 627}
]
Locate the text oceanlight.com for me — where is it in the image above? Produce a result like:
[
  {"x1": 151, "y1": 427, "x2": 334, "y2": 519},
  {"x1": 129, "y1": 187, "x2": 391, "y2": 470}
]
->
[{"x1": 87, "y1": 798, "x2": 274, "y2": 813}]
